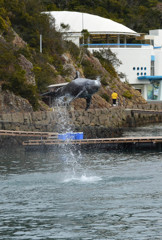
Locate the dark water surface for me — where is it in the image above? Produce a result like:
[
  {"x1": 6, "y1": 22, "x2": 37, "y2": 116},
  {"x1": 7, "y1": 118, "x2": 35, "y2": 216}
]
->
[
  {"x1": 122, "y1": 123, "x2": 162, "y2": 137},
  {"x1": 0, "y1": 145, "x2": 162, "y2": 240}
]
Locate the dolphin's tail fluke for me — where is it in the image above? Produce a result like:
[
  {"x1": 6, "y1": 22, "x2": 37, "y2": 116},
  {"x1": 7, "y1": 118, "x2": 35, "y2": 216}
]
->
[{"x1": 41, "y1": 86, "x2": 64, "y2": 98}]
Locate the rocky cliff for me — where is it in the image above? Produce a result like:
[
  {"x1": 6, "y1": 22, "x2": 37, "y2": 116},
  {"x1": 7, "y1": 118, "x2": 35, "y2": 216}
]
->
[{"x1": 0, "y1": 87, "x2": 33, "y2": 113}]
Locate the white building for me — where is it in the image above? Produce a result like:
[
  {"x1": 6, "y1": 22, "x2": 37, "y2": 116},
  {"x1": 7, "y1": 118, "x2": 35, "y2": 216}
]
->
[{"x1": 47, "y1": 11, "x2": 162, "y2": 101}]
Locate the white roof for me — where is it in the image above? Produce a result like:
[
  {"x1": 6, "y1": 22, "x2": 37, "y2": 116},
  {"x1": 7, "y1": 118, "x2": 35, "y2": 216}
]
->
[{"x1": 46, "y1": 11, "x2": 138, "y2": 36}]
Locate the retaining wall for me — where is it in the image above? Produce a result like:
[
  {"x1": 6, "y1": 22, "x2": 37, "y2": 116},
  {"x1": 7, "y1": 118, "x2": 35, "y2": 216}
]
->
[{"x1": 0, "y1": 103, "x2": 162, "y2": 138}]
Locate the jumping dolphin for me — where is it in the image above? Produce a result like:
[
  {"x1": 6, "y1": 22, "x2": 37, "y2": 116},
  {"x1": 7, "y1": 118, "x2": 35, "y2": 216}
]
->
[{"x1": 42, "y1": 73, "x2": 101, "y2": 110}]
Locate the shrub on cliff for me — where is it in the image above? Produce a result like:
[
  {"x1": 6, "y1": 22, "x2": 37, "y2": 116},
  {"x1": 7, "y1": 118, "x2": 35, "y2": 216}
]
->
[
  {"x1": 122, "y1": 90, "x2": 133, "y2": 99},
  {"x1": 33, "y1": 63, "x2": 57, "y2": 93},
  {"x1": 65, "y1": 40, "x2": 80, "y2": 61},
  {"x1": 2, "y1": 67, "x2": 39, "y2": 111},
  {"x1": 0, "y1": 41, "x2": 39, "y2": 110},
  {"x1": 82, "y1": 59, "x2": 100, "y2": 79},
  {"x1": 101, "y1": 93, "x2": 110, "y2": 102},
  {"x1": 0, "y1": 7, "x2": 11, "y2": 34},
  {"x1": 3, "y1": 0, "x2": 65, "y2": 55},
  {"x1": 93, "y1": 49, "x2": 121, "y2": 78}
]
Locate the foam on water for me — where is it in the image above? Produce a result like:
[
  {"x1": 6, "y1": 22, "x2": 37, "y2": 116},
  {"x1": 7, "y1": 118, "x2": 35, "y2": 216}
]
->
[{"x1": 63, "y1": 174, "x2": 102, "y2": 183}]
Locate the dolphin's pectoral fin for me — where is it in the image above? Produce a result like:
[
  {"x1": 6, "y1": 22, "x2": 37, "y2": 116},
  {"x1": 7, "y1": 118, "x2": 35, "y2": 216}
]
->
[
  {"x1": 74, "y1": 89, "x2": 86, "y2": 99},
  {"x1": 69, "y1": 89, "x2": 85, "y2": 103},
  {"x1": 85, "y1": 96, "x2": 92, "y2": 111}
]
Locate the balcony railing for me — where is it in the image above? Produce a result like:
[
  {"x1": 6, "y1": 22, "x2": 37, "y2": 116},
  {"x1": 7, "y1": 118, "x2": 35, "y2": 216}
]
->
[{"x1": 80, "y1": 43, "x2": 152, "y2": 48}]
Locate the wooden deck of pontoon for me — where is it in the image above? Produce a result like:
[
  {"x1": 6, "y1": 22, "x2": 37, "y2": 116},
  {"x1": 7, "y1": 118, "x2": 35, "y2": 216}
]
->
[
  {"x1": 0, "y1": 130, "x2": 58, "y2": 138},
  {"x1": 0, "y1": 130, "x2": 162, "y2": 150},
  {"x1": 22, "y1": 136, "x2": 162, "y2": 146}
]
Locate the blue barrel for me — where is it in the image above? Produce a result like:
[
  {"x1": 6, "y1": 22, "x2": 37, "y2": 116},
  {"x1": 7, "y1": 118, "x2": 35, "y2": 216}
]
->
[
  {"x1": 58, "y1": 134, "x2": 62, "y2": 140},
  {"x1": 66, "y1": 132, "x2": 71, "y2": 140},
  {"x1": 58, "y1": 132, "x2": 83, "y2": 140},
  {"x1": 75, "y1": 132, "x2": 83, "y2": 140},
  {"x1": 70, "y1": 133, "x2": 76, "y2": 140},
  {"x1": 58, "y1": 133, "x2": 67, "y2": 140}
]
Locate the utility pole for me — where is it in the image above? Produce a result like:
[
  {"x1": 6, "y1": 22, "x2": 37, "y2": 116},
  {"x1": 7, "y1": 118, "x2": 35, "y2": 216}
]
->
[
  {"x1": 82, "y1": 13, "x2": 84, "y2": 30},
  {"x1": 40, "y1": 34, "x2": 42, "y2": 53}
]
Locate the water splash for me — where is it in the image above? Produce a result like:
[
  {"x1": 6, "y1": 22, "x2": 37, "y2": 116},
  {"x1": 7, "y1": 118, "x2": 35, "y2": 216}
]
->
[
  {"x1": 52, "y1": 98, "x2": 100, "y2": 182},
  {"x1": 52, "y1": 97, "x2": 74, "y2": 133},
  {"x1": 52, "y1": 99, "x2": 78, "y2": 163},
  {"x1": 63, "y1": 174, "x2": 102, "y2": 183}
]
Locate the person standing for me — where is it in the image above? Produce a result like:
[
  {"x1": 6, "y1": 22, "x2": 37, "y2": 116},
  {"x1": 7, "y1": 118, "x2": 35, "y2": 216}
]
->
[{"x1": 111, "y1": 91, "x2": 118, "y2": 106}]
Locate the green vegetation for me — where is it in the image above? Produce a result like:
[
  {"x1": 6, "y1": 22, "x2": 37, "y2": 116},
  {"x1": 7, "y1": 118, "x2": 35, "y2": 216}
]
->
[
  {"x1": 0, "y1": 41, "x2": 39, "y2": 110},
  {"x1": 0, "y1": 6, "x2": 11, "y2": 33},
  {"x1": 81, "y1": 29, "x2": 90, "y2": 44},
  {"x1": 65, "y1": 41, "x2": 80, "y2": 61},
  {"x1": 82, "y1": 59, "x2": 100, "y2": 79},
  {"x1": 93, "y1": 49, "x2": 121, "y2": 78},
  {"x1": 101, "y1": 93, "x2": 110, "y2": 102},
  {"x1": 33, "y1": 63, "x2": 56, "y2": 93},
  {"x1": 101, "y1": 77, "x2": 109, "y2": 86},
  {"x1": 122, "y1": 90, "x2": 133, "y2": 99}
]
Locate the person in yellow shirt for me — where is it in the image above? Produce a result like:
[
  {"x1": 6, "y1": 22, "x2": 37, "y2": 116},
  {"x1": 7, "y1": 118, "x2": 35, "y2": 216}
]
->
[{"x1": 111, "y1": 91, "x2": 118, "y2": 106}]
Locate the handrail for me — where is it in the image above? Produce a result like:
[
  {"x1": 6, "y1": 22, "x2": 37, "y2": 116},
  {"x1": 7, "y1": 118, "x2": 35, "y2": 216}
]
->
[{"x1": 81, "y1": 43, "x2": 152, "y2": 48}]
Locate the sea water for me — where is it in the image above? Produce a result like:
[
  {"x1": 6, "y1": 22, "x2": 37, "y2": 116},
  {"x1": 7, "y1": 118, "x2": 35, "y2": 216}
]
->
[{"x1": 0, "y1": 146, "x2": 162, "y2": 240}]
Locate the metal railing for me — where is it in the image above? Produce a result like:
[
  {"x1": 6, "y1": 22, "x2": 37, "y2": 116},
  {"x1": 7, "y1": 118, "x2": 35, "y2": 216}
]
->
[{"x1": 81, "y1": 43, "x2": 152, "y2": 48}]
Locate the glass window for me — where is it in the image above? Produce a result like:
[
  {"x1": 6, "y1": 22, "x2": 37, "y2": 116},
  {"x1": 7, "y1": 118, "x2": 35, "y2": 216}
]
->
[
  {"x1": 141, "y1": 67, "x2": 143, "y2": 70},
  {"x1": 144, "y1": 67, "x2": 147, "y2": 70},
  {"x1": 133, "y1": 67, "x2": 136, "y2": 70},
  {"x1": 141, "y1": 72, "x2": 143, "y2": 75},
  {"x1": 137, "y1": 67, "x2": 139, "y2": 70},
  {"x1": 144, "y1": 72, "x2": 146, "y2": 75},
  {"x1": 147, "y1": 82, "x2": 159, "y2": 100},
  {"x1": 151, "y1": 60, "x2": 155, "y2": 75},
  {"x1": 137, "y1": 73, "x2": 139, "y2": 76},
  {"x1": 151, "y1": 55, "x2": 155, "y2": 61}
]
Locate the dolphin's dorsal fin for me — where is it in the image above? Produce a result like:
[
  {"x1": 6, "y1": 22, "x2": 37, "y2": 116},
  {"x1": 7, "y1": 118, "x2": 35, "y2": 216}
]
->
[
  {"x1": 96, "y1": 76, "x2": 100, "y2": 81},
  {"x1": 75, "y1": 71, "x2": 80, "y2": 79}
]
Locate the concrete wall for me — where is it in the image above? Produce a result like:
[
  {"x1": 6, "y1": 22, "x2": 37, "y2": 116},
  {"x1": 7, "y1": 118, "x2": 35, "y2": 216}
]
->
[
  {"x1": 112, "y1": 47, "x2": 153, "y2": 84},
  {"x1": 0, "y1": 103, "x2": 162, "y2": 139}
]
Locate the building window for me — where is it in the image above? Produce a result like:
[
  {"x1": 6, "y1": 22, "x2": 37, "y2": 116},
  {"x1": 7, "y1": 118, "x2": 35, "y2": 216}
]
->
[
  {"x1": 141, "y1": 72, "x2": 143, "y2": 75},
  {"x1": 151, "y1": 55, "x2": 155, "y2": 61},
  {"x1": 144, "y1": 67, "x2": 147, "y2": 70},
  {"x1": 147, "y1": 82, "x2": 159, "y2": 100},
  {"x1": 133, "y1": 67, "x2": 136, "y2": 70},
  {"x1": 141, "y1": 67, "x2": 143, "y2": 70},
  {"x1": 151, "y1": 60, "x2": 155, "y2": 75},
  {"x1": 137, "y1": 67, "x2": 139, "y2": 70},
  {"x1": 151, "y1": 56, "x2": 155, "y2": 76},
  {"x1": 137, "y1": 73, "x2": 139, "y2": 76},
  {"x1": 144, "y1": 72, "x2": 146, "y2": 75}
]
